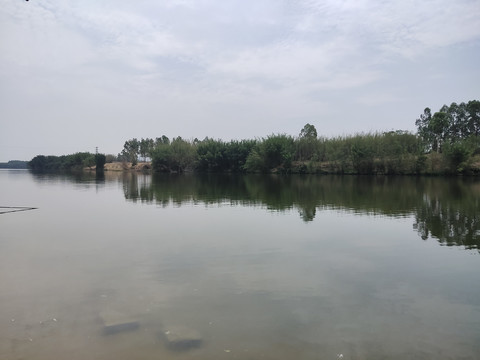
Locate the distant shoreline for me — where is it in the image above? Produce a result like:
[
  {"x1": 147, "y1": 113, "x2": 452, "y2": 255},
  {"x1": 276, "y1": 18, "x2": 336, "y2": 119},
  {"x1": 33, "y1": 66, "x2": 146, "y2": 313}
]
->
[{"x1": 0, "y1": 160, "x2": 28, "y2": 169}]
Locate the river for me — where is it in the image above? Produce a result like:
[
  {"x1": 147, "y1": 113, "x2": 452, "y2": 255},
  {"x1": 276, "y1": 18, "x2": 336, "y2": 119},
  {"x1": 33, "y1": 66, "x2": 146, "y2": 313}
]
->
[{"x1": 1, "y1": 170, "x2": 479, "y2": 360}]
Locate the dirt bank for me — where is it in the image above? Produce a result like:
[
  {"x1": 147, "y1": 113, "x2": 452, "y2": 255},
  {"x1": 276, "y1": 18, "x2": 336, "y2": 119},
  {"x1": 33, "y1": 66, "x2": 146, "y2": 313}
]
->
[{"x1": 102, "y1": 162, "x2": 152, "y2": 172}]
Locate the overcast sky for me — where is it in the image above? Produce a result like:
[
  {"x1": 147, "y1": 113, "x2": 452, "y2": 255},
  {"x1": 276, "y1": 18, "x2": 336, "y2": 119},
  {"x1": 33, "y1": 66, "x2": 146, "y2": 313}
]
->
[{"x1": 1, "y1": 0, "x2": 479, "y2": 161}]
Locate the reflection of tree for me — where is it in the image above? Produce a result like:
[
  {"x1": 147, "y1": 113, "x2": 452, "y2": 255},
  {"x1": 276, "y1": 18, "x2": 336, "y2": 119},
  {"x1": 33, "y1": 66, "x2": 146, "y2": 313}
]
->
[
  {"x1": 119, "y1": 173, "x2": 480, "y2": 250},
  {"x1": 298, "y1": 205, "x2": 316, "y2": 222},
  {"x1": 122, "y1": 173, "x2": 139, "y2": 201},
  {"x1": 31, "y1": 171, "x2": 105, "y2": 188},
  {"x1": 413, "y1": 179, "x2": 480, "y2": 250}
]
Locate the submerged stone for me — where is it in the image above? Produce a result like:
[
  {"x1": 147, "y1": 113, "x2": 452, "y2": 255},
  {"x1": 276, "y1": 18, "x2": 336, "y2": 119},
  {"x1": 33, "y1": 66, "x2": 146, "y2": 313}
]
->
[
  {"x1": 100, "y1": 310, "x2": 139, "y2": 335},
  {"x1": 164, "y1": 326, "x2": 202, "y2": 350}
]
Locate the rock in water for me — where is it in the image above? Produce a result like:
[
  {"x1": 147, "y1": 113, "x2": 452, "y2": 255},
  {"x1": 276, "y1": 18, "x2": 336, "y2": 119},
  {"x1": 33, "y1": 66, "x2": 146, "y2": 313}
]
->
[
  {"x1": 100, "y1": 310, "x2": 139, "y2": 335},
  {"x1": 164, "y1": 326, "x2": 202, "y2": 350}
]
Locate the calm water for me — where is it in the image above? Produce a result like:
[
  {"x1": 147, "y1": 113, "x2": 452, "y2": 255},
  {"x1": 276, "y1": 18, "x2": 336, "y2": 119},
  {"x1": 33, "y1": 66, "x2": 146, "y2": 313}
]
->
[{"x1": 1, "y1": 170, "x2": 479, "y2": 360}]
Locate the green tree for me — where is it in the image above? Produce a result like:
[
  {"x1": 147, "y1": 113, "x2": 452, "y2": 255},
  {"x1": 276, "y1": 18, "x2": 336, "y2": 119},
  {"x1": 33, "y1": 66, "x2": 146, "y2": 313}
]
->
[
  {"x1": 416, "y1": 107, "x2": 433, "y2": 151},
  {"x1": 151, "y1": 143, "x2": 172, "y2": 172},
  {"x1": 262, "y1": 134, "x2": 295, "y2": 170},
  {"x1": 155, "y1": 135, "x2": 170, "y2": 146},
  {"x1": 121, "y1": 138, "x2": 140, "y2": 165},
  {"x1": 416, "y1": 100, "x2": 480, "y2": 153},
  {"x1": 296, "y1": 124, "x2": 319, "y2": 161},
  {"x1": 139, "y1": 138, "x2": 155, "y2": 161},
  {"x1": 350, "y1": 136, "x2": 375, "y2": 174},
  {"x1": 196, "y1": 138, "x2": 227, "y2": 172},
  {"x1": 225, "y1": 140, "x2": 256, "y2": 172},
  {"x1": 83, "y1": 154, "x2": 95, "y2": 169},
  {"x1": 29, "y1": 152, "x2": 96, "y2": 172},
  {"x1": 151, "y1": 137, "x2": 196, "y2": 172},
  {"x1": 466, "y1": 100, "x2": 480, "y2": 137},
  {"x1": 243, "y1": 149, "x2": 264, "y2": 172},
  {"x1": 299, "y1": 123, "x2": 317, "y2": 139},
  {"x1": 430, "y1": 111, "x2": 449, "y2": 152},
  {"x1": 444, "y1": 102, "x2": 466, "y2": 141},
  {"x1": 244, "y1": 134, "x2": 294, "y2": 172},
  {"x1": 443, "y1": 142, "x2": 471, "y2": 173},
  {"x1": 28, "y1": 155, "x2": 47, "y2": 172}
]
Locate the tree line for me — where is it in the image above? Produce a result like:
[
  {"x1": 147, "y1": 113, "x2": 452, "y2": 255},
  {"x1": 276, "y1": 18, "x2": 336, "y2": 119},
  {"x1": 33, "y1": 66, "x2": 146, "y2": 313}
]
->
[
  {"x1": 28, "y1": 152, "x2": 106, "y2": 172},
  {"x1": 0, "y1": 160, "x2": 28, "y2": 169},
  {"x1": 117, "y1": 129, "x2": 425, "y2": 174},
  {"x1": 416, "y1": 100, "x2": 480, "y2": 152},
  {"x1": 415, "y1": 100, "x2": 480, "y2": 173},
  {"x1": 28, "y1": 99, "x2": 479, "y2": 174}
]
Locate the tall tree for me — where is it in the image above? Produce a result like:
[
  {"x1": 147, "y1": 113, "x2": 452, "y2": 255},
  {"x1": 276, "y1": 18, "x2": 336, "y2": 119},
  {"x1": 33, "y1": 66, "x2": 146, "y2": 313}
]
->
[
  {"x1": 444, "y1": 102, "x2": 465, "y2": 141},
  {"x1": 121, "y1": 138, "x2": 140, "y2": 165},
  {"x1": 430, "y1": 111, "x2": 449, "y2": 152},
  {"x1": 416, "y1": 101, "x2": 480, "y2": 153},
  {"x1": 296, "y1": 124, "x2": 319, "y2": 161},
  {"x1": 466, "y1": 100, "x2": 480, "y2": 137},
  {"x1": 415, "y1": 107, "x2": 433, "y2": 151},
  {"x1": 155, "y1": 135, "x2": 170, "y2": 146},
  {"x1": 139, "y1": 138, "x2": 155, "y2": 161},
  {"x1": 299, "y1": 123, "x2": 318, "y2": 139}
]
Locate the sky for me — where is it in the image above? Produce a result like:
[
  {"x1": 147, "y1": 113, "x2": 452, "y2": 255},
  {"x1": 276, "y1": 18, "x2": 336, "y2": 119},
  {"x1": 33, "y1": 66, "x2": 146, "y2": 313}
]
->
[{"x1": 1, "y1": 0, "x2": 479, "y2": 161}]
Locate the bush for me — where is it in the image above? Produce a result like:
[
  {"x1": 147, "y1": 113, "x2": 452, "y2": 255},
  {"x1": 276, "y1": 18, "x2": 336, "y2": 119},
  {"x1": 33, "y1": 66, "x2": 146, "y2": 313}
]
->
[
  {"x1": 151, "y1": 137, "x2": 196, "y2": 172},
  {"x1": 244, "y1": 149, "x2": 264, "y2": 172},
  {"x1": 443, "y1": 142, "x2": 471, "y2": 173},
  {"x1": 196, "y1": 138, "x2": 227, "y2": 172}
]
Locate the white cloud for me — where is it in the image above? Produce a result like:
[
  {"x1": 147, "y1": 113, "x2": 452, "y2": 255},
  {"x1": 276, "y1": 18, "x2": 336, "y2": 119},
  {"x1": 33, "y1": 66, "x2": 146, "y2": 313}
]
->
[{"x1": 298, "y1": 0, "x2": 480, "y2": 59}]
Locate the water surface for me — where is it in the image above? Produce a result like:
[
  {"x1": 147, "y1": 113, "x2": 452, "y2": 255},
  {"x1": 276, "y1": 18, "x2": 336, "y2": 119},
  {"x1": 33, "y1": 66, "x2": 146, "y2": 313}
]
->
[{"x1": 1, "y1": 170, "x2": 479, "y2": 360}]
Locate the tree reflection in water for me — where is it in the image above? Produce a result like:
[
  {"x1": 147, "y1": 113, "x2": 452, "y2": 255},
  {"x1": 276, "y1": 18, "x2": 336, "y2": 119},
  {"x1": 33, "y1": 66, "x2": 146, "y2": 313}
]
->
[{"x1": 120, "y1": 173, "x2": 480, "y2": 251}]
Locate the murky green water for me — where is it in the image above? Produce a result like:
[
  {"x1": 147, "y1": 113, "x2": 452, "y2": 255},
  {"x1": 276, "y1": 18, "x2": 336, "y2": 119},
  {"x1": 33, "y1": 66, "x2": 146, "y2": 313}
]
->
[{"x1": 1, "y1": 170, "x2": 479, "y2": 360}]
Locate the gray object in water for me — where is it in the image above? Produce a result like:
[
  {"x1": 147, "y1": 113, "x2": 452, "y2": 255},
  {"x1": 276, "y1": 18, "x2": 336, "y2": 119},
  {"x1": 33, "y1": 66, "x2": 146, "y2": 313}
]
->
[
  {"x1": 164, "y1": 326, "x2": 202, "y2": 350},
  {"x1": 100, "y1": 310, "x2": 139, "y2": 335}
]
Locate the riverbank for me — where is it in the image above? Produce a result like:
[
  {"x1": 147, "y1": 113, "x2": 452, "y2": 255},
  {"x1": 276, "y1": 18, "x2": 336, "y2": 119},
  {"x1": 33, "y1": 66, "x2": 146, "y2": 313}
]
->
[
  {"x1": 99, "y1": 153, "x2": 480, "y2": 175},
  {"x1": 103, "y1": 162, "x2": 152, "y2": 172}
]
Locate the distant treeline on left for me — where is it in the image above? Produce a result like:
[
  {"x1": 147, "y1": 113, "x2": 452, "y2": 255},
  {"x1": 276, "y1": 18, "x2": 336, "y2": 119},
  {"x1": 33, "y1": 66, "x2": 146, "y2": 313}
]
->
[
  {"x1": 0, "y1": 160, "x2": 28, "y2": 169},
  {"x1": 28, "y1": 152, "x2": 106, "y2": 172}
]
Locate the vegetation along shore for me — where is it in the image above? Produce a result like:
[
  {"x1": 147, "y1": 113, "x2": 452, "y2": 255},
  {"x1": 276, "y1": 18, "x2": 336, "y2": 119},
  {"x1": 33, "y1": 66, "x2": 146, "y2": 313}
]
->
[{"x1": 28, "y1": 100, "x2": 480, "y2": 175}]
